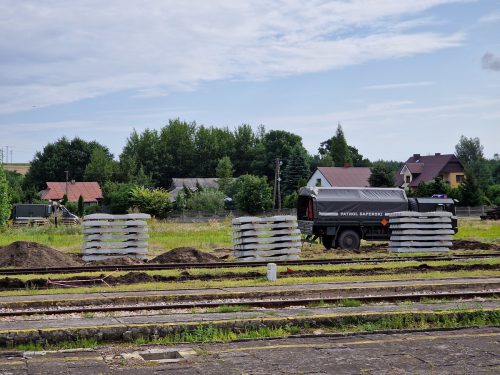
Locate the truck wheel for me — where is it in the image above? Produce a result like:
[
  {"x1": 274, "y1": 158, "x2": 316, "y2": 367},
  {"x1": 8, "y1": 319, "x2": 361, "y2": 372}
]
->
[
  {"x1": 338, "y1": 230, "x2": 360, "y2": 250},
  {"x1": 322, "y1": 235, "x2": 334, "y2": 250},
  {"x1": 408, "y1": 198, "x2": 418, "y2": 212}
]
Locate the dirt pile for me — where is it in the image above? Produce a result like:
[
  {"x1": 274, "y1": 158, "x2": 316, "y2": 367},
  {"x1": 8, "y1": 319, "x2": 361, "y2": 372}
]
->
[
  {"x1": 151, "y1": 247, "x2": 220, "y2": 264},
  {"x1": 451, "y1": 240, "x2": 499, "y2": 251},
  {"x1": 0, "y1": 241, "x2": 83, "y2": 268}
]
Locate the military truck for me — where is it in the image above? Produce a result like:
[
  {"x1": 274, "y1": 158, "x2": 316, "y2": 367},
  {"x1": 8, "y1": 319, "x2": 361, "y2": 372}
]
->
[{"x1": 297, "y1": 187, "x2": 457, "y2": 250}]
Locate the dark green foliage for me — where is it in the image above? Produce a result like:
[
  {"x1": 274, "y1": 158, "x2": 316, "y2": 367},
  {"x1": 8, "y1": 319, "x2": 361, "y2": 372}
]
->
[
  {"x1": 486, "y1": 184, "x2": 500, "y2": 206},
  {"x1": 282, "y1": 145, "x2": 310, "y2": 195},
  {"x1": 283, "y1": 191, "x2": 298, "y2": 209},
  {"x1": 232, "y1": 124, "x2": 258, "y2": 175},
  {"x1": 65, "y1": 202, "x2": 78, "y2": 215},
  {"x1": 459, "y1": 169, "x2": 482, "y2": 206},
  {"x1": 103, "y1": 182, "x2": 136, "y2": 214},
  {"x1": 25, "y1": 137, "x2": 112, "y2": 190},
  {"x1": 77, "y1": 195, "x2": 84, "y2": 217},
  {"x1": 61, "y1": 194, "x2": 68, "y2": 206},
  {"x1": 348, "y1": 146, "x2": 371, "y2": 167},
  {"x1": 329, "y1": 124, "x2": 352, "y2": 167},
  {"x1": 84, "y1": 148, "x2": 117, "y2": 186},
  {"x1": 369, "y1": 163, "x2": 395, "y2": 187},
  {"x1": 84, "y1": 205, "x2": 101, "y2": 215},
  {"x1": 233, "y1": 175, "x2": 273, "y2": 214},
  {"x1": 410, "y1": 178, "x2": 450, "y2": 198},
  {"x1": 0, "y1": 165, "x2": 11, "y2": 226},
  {"x1": 5, "y1": 171, "x2": 24, "y2": 204},
  {"x1": 251, "y1": 130, "x2": 304, "y2": 180}
]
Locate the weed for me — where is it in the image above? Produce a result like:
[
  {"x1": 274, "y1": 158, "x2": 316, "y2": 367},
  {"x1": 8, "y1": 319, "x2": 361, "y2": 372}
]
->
[
  {"x1": 207, "y1": 305, "x2": 249, "y2": 313},
  {"x1": 82, "y1": 312, "x2": 95, "y2": 319},
  {"x1": 337, "y1": 299, "x2": 362, "y2": 307}
]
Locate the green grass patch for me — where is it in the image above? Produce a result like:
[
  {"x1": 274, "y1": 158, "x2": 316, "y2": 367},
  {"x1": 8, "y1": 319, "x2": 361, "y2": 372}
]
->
[
  {"x1": 206, "y1": 304, "x2": 250, "y2": 313},
  {"x1": 337, "y1": 299, "x2": 363, "y2": 307},
  {"x1": 455, "y1": 219, "x2": 500, "y2": 242}
]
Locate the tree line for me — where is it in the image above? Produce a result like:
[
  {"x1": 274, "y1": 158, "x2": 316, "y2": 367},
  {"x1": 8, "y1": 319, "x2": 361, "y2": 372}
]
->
[{"x1": 0, "y1": 119, "x2": 498, "y2": 223}]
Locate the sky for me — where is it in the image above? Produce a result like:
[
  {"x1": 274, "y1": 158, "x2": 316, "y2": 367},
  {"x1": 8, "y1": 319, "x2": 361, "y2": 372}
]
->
[{"x1": 0, "y1": 0, "x2": 499, "y2": 164}]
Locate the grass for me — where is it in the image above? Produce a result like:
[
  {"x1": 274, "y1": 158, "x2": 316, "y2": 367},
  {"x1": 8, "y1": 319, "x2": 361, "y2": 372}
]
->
[
  {"x1": 11, "y1": 309, "x2": 498, "y2": 351},
  {"x1": 0, "y1": 218, "x2": 497, "y2": 256},
  {"x1": 206, "y1": 304, "x2": 250, "y2": 313},
  {"x1": 1, "y1": 268, "x2": 499, "y2": 297}
]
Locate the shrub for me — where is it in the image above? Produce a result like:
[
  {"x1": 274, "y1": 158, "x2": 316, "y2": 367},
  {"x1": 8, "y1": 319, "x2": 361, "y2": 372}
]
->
[
  {"x1": 232, "y1": 175, "x2": 272, "y2": 214},
  {"x1": 186, "y1": 189, "x2": 225, "y2": 213},
  {"x1": 103, "y1": 182, "x2": 136, "y2": 214},
  {"x1": 129, "y1": 186, "x2": 172, "y2": 218}
]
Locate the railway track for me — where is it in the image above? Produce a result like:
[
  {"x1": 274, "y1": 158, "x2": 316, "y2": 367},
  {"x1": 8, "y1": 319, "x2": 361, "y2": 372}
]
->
[
  {"x1": 1, "y1": 290, "x2": 497, "y2": 317},
  {"x1": 0, "y1": 252, "x2": 498, "y2": 275}
]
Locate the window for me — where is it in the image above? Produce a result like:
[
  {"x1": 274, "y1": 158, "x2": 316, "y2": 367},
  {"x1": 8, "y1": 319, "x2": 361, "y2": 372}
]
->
[
  {"x1": 316, "y1": 178, "x2": 322, "y2": 187},
  {"x1": 456, "y1": 174, "x2": 464, "y2": 184},
  {"x1": 405, "y1": 175, "x2": 411, "y2": 183}
]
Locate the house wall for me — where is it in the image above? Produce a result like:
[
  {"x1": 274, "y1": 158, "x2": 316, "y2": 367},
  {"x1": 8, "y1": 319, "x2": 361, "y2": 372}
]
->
[
  {"x1": 307, "y1": 170, "x2": 331, "y2": 187},
  {"x1": 443, "y1": 172, "x2": 465, "y2": 188}
]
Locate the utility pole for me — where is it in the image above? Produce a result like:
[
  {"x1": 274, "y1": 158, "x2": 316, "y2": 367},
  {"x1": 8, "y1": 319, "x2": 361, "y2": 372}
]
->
[
  {"x1": 273, "y1": 158, "x2": 282, "y2": 211},
  {"x1": 64, "y1": 170, "x2": 69, "y2": 200}
]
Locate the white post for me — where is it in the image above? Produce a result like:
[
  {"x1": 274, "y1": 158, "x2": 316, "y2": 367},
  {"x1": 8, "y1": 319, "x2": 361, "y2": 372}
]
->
[{"x1": 267, "y1": 263, "x2": 277, "y2": 281}]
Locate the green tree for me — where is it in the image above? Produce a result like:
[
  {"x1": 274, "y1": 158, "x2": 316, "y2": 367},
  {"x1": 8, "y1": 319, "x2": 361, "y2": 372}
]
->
[
  {"x1": 77, "y1": 195, "x2": 84, "y2": 217},
  {"x1": 5, "y1": 171, "x2": 24, "y2": 204},
  {"x1": 348, "y1": 146, "x2": 371, "y2": 167},
  {"x1": 84, "y1": 148, "x2": 116, "y2": 186},
  {"x1": 319, "y1": 124, "x2": 353, "y2": 167},
  {"x1": 459, "y1": 169, "x2": 482, "y2": 206},
  {"x1": 282, "y1": 145, "x2": 310, "y2": 195},
  {"x1": 369, "y1": 164, "x2": 395, "y2": 187},
  {"x1": 186, "y1": 189, "x2": 225, "y2": 213},
  {"x1": 233, "y1": 175, "x2": 273, "y2": 214},
  {"x1": 119, "y1": 129, "x2": 160, "y2": 185},
  {"x1": 283, "y1": 191, "x2": 298, "y2": 209},
  {"x1": 102, "y1": 182, "x2": 136, "y2": 214},
  {"x1": 61, "y1": 194, "x2": 68, "y2": 206},
  {"x1": 232, "y1": 124, "x2": 258, "y2": 175},
  {"x1": 25, "y1": 137, "x2": 112, "y2": 190},
  {"x1": 455, "y1": 136, "x2": 484, "y2": 166},
  {"x1": 216, "y1": 157, "x2": 234, "y2": 194},
  {"x1": 0, "y1": 165, "x2": 11, "y2": 226}
]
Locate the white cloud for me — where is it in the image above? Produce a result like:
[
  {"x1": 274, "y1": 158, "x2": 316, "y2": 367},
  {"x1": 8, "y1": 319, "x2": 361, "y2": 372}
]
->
[
  {"x1": 479, "y1": 11, "x2": 500, "y2": 23},
  {"x1": 0, "y1": 0, "x2": 467, "y2": 113},
  {"x1": 363, "y1": 81, "x2": 436, "y2": 90}
]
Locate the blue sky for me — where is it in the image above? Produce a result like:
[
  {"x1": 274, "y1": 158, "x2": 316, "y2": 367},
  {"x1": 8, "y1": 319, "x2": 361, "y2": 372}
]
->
[{"x1": 0, "y1": 0, "x2": 499, "y2": 163}]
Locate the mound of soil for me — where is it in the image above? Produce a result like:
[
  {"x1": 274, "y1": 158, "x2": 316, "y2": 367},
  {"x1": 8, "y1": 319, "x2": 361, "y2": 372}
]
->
[
  {"x1": 151, "y1": 247, "x2": 220, "y2": 264},
  {"x1": 0, "y1": 241, "x2": 83, "y2": 268},
  {"x1": 451, "y1": 239, "x2": 499, "y2": 251}
]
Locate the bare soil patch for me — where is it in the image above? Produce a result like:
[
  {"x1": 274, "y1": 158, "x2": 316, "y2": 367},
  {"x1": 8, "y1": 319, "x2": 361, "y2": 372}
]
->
[
  {"x1": 451, "y1": 240, "x2": 499, "y2": 251},
  {"x1": 87, "y1": 257, "x2": 145, "y2": 266},
  {"x1": 0, "y1": 241, "x2": 83, "y2": 268},
  {"x1": 151, "y1": 247, "x2": 220, "y2": 264}
]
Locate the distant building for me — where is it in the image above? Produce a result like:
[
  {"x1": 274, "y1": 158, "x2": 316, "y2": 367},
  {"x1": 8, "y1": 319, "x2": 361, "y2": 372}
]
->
[
  {"x1": 396, "y1": 153, "x2": 465, "y2": 189},
  {"x1": 168, "y1": 178, "x2": 219, "y2": 200},
  {"x1": 40, "y1": 181, "x2": 103, "y2": 204},
  {"x1": 307, "y1": 166, "x2": 372, "y2": 188}
]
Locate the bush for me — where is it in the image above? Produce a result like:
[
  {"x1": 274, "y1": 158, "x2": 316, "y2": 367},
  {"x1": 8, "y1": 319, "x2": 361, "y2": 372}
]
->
[
  {"x1": 283, "y1": 191, "x2": 298, "y2": 209},
  {"x1": 186, "y1": 189, "x2": 225, "y2": 213},
  {"x1": 84, "y1": 205, "x2": 101, "y2": 215},
  {"x1": 65, "y1": 202, "x2": 78, "y2": 214},
  {"x1": 103, "y1": 182, "x2": 136, "y2": 214},
  {"x1": 129, "y1": 186, "x2": 172, "y2": 218},
  {"x1": 232, "y1": 175, "x2": 272, "y2": 214}
]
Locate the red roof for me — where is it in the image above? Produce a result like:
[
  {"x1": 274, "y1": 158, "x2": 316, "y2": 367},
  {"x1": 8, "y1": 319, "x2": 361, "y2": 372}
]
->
[
  {"x1": 396, "y1": 154, "x2": 464, "y2": 187},
  {"x1": 317, "y1": 167, "x2": 371, "y2": 187},
  {"x1": 40, "y1": 182, "x2": 103, "y2": 202}
]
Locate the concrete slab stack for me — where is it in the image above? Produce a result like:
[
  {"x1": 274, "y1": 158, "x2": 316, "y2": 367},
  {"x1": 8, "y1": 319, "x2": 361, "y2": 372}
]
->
[
  {"x1": 232, "y1": 215, "x2": 301, "y2": 262},
  {"x1": 388, "y1": 211, "x2": 454, "y2": 253},
  {"x1": 81, "y1": 213, "x2": 151, "y2": 262}
]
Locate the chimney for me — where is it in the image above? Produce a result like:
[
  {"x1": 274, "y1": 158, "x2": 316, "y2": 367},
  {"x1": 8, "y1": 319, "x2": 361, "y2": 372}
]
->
[
  {"x1": 413, "y1": 154, "x2": 421, "y2": 159},
  {"x1": 435, "y1": 153, "x2": 441, "y2": 156},
  {"x1": 71, "y1": 180, "x2": 76, "y2": 184}
]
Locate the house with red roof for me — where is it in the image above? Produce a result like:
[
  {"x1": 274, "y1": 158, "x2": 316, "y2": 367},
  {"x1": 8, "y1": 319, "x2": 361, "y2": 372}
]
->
[
  {"x1": 40, "y1": 181, "x2": 103, "y2": 204},
  {"x1": 307, "y1": 166, "x2": 372, "y2": 188},
  {"x1": 396, "y1": 153, "x2": 465, "y2": 190}
]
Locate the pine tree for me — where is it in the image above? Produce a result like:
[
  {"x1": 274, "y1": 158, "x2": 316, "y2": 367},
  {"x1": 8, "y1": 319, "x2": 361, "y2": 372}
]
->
[
  {"x1": 77, "y1": 195, "x2": 84, "y2": 217},
  {"x1": 282, "y1": 145, "x2": 310, "y2": 195},
  {"x1": 369, "y1": 164, "x2": 394, "y2": 187},
  {"x1": 459, "y1": 169, "x2": 482, "y2": 206},
  {"x1": 330, "y1": 124, "x2": 352, "y2": 167},
  {"x1": 0, "y1": 165, "x2": 11, "y2": 226}
]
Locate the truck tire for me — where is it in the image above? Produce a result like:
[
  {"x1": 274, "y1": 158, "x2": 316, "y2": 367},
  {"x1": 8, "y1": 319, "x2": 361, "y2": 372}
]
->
[
  {"x1": 322, "y1": 235, "x2": 335, "y2": 250},
  {"x1": 337, "y1": 230, "x2": 360, "y2": 250}
]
